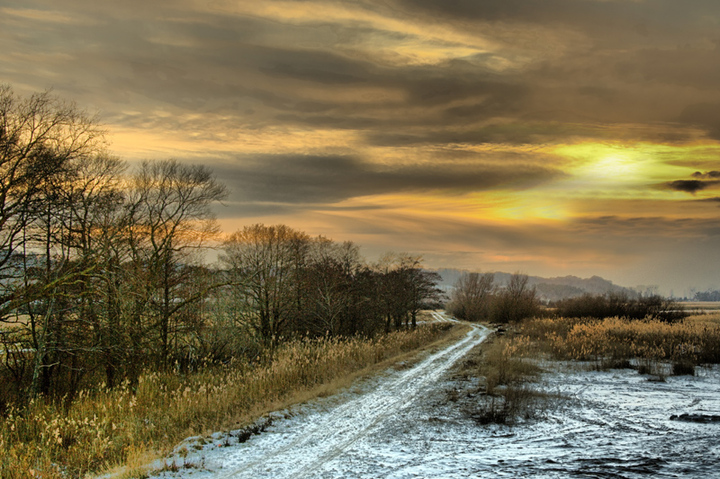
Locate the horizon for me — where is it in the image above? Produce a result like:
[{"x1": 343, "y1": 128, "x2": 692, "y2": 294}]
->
[{"x1": 2, "y1": 0, "x2": 720, "y2": 296}]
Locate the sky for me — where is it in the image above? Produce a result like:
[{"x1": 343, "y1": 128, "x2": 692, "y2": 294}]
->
[{"x1": 2, "y1": 0, "x2": 720, "y2": 295}]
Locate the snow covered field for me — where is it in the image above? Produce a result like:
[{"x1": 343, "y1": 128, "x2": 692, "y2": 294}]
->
[{"x1": 148, "y1": 320, "x2": 720, "y2": 478}]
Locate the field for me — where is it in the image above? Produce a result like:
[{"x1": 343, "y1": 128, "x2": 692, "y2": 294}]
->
[
  {"x1": 4, "y1": 311, "x2": 720, "y2": 478},
  {"x1": 519, "y1": 312, "x2": 720, "y2": 371},
  {"x1": 0, "y1": 318, "x2": 455, "y2": 479}
]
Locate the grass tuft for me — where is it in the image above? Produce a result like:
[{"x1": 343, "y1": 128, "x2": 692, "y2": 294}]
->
[{"x1": 457, "y1": 333, "x2": 550, "y2": 425}]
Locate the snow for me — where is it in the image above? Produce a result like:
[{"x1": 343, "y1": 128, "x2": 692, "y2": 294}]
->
[{"x1": 148, "y1": 317, "x2": 720, "y2": 478}]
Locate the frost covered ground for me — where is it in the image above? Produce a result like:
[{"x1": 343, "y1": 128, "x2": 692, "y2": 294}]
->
[{"x1": 148, "y1": 319, "x2": 720, "y2": 478}]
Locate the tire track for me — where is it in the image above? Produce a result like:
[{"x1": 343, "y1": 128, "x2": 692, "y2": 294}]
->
[{"x1": 210, "y1": 316, "x2": 490, "y2": 478}]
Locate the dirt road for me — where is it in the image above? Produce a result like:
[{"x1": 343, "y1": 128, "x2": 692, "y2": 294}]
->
[{"x1": 149, "y1": 315, "x2": 491, "y2": 478}]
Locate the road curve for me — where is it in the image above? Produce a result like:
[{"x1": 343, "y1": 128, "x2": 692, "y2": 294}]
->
[{"x1": 151, "y1": 314, "x2": 490, "y2": 478}]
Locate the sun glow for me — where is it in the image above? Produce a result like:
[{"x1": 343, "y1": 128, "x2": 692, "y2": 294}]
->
[
  {"x1": 576, "y1": 154, "x2": 642, "y2": 182},
  {"x1": 550, "y1": 142, "x2": 702, "y2": 200}
]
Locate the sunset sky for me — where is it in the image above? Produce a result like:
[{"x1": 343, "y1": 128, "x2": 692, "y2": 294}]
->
[{"x1": 2, "y1": 0, "x2": 720, "y2": 295}]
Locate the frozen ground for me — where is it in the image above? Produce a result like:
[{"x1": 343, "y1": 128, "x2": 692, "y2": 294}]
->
[{"x1": 148, "y1": 319, "x2": 720, "y2": 478}]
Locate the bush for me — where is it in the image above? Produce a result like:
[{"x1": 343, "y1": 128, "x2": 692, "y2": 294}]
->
[
  {"x1": 552, "y1": 293, "x2": 686, "y2": 322},
  {"x1": 447, "y1": 273, "x2": 540, "y2": 323},
  {"x1": 671, "y1": 361, "x2": 695, "y2": 376},
  {"x1": 461, "y1": 334, "x2": 548, "y2": 425}
]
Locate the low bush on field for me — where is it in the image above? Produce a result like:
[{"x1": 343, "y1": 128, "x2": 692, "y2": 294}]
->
[
  {"x1": 0, "y1": 323, "x2": 453, "y2": 479},
  {"x1": 480, "y1": 336, "x2": 541, "y2": 394},
  {"x1": 462, "y1": 334, "x2": 551, "y2": 425}
]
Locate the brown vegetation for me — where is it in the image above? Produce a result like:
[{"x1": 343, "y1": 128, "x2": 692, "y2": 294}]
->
[
  {"x1": 451, "y1": 333, "x2": 551, "y2": 425},
  {"x1": 550, "y1": 292, "x2": 686, "y2": 322},
  {"x1": 521, "y1": 314, "x2": 720, "y2": 372},
  {"x1": 0, "y1": 322, "x2": 454, "y2": 479},
  {"x1": 446, "y1": 272, "x2": 540, "y2": 323}
]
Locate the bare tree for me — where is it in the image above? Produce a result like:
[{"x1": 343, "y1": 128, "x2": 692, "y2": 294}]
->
[
  {"x1": 448, "y1": 272, "x2": 495, "y2": 321},
  {"x1": 494, "y1": 273, "x2": 539, "y2": 323},
  {"x1": 124, "y1": 159, "x2": 227, "y2": 370},
  {"x1": 221, "y1": 224, "x2": 309, "y2": 347},
  {"x1": 302, "y1": 238, "x2": 362, "y2": 336},
  {"x1": 0, "y1": 85, "x2": 105, "y2": 399},
  {"x1": 0, "y1": 85, "x2": 104, "y2": 319},
  {"x1": 374, "y1": 254, "x2": 441, "y2": 331}
]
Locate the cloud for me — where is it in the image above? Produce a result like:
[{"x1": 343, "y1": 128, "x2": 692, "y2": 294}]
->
[
  {"x1": 666, "y1": 180, "x2": 712, "y2": 194},
  {"x1": 664, "y1": 169, "x2": 720, "y2": 193},
  {"x1": 211, "y1": 154, "x2": 563, "y2": 204},
  {"x1": 677, "y1": 103, "x2": 720, "y2": 140},
  {"x1": 692, "y1": 170, "x2": 720, "y2": 179}
]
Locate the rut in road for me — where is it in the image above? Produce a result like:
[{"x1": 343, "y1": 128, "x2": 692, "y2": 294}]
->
[{"x1": 210, "y1": 318, "x2": 490, "y2": 478}]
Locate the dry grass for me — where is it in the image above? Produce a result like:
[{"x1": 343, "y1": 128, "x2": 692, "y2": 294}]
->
[
  {"x1": 521, "y1": 313, "x2": 720, "y2": 371},
  {"x1": 479, "y1": 335, "x2": 542, "y2": 394},
  {"x1": 454, "y1": 333, "x2": 549, "y2": 425},
  {"x1": 0, "y1": 323, "x2": 454, "y2": 479}
]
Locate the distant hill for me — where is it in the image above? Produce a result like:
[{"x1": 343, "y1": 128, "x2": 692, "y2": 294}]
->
[{"x1": 434, "y1": 268, "x2": 635, "y2": 302}]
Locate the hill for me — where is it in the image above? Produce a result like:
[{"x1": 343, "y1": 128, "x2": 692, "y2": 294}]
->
[{"x1": 434, "y1": 269, "x2": 635, "y2": 302}]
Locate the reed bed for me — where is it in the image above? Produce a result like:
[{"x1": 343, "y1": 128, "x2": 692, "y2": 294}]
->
[
  {"x1": 520, "y1": 313, "x2": 720, "y2": 368},
  {"x1": 0, "y1": 323, "x2": 453, "y2": 479}
]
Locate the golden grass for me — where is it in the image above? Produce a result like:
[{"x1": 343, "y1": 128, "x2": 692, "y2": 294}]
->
[
  {"x1": 520, "y1": 313, "x2": 720, "y2": 367},
  {"x1": 0, "y1": 323, "x2": 454, "y2": 479}
]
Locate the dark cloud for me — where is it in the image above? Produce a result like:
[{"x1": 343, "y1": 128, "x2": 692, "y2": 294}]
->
[
  {"x1": 665, "y1": 180, "x2": 718, "y2": 194},
  {"x1": 572, "y1": 215, "x2": 720, "y2": 240},
  {"x1": 212, "y1": 201, "x2": 297, "y2": 219},
  {"x1": 366, "y1": 122, "x2": 607, "y2": 147},
  {"x1": 391, "y1": 0, "x2": 637, "y2": 28},
  {"x1": 8, "y1": 0, "x2": 718, "y2": 145},
  {"x1": 212, "y1": 154, "x2": 562, "y2": 204},
  {"x1": 389, "y1": 0, "x2": 717, "y2": 42},
  {"x1": 692, "y1": 171, "x2": 720, "y2": 179},
  {"x1": 664, "y1": 168, "x2": 720, "y2": 194}
]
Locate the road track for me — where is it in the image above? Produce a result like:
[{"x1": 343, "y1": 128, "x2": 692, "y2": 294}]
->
[{"x1": 152, "y1": 314, "x2": 490, "y2": 478}]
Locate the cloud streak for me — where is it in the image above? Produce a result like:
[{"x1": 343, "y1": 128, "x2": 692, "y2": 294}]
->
[{"x1": 214, "y1": 154, "x2": 563, "y2": 204}]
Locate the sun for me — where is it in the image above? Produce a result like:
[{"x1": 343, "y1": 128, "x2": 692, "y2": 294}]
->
[{"x1": 576, "y1": 154, "x2": 643, "y2": 184}]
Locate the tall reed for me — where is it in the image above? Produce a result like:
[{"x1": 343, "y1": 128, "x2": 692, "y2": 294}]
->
[{"x1": 521, "y1": 314, "x2": 720, "y2": 367}]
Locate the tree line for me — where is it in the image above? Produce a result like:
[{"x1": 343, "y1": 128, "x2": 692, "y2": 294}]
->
[
  {"x1": 694, "y1": 290, "x2": 720, "y2": 302},
  {"x1": 0, "y1": 86, "x2": 442, "y2": 409},
  {"x1": 447, "y1": 271, "x2": 684, "y2": 323}
]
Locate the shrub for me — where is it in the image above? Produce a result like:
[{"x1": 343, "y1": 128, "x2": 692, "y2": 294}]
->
[
  {"x1": 552, "y1": 293, "x2": 686, "y2": 322},
  {"x1": 462, "y1": 334, "x2": 547, "y2": 425},
  {"x1": 671, "y1": 361, "x2": 695, "y2": 376}
]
